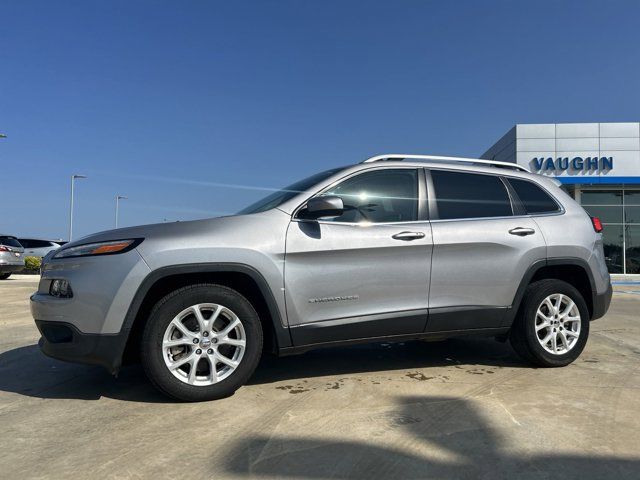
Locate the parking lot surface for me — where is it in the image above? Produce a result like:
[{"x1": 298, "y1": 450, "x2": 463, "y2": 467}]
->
[{"x1": 1, "y1": 275, "x2": 639, "y2": 479}]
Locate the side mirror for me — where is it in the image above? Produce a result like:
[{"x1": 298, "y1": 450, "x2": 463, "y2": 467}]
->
[{"x1": 303, "y1": 195, "x2": 344, "y2": 219}]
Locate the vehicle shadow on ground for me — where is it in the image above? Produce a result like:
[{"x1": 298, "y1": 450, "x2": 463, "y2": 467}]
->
[
  {"x1": 0, "y1": 338, "x2": 526, "y2": 403},
  {"x1": 249, "y1": 337, "x2": 528, "y2": 385},
  {"x1": 0, "y1": 345, "x2": 170, "y2": 403},
  {"x1": 222, "y1": 394, "x2": 640, "y2": 480}
]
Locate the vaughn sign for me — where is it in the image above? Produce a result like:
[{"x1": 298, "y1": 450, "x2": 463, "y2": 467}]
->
[{"x1": 532, "y1": 156, "x2": 614, "y2": 172}]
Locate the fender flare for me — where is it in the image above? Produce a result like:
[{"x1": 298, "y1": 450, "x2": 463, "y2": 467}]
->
[
  {"x1": 504, "y1": 257, "x2": 597, "y2": 326},
  {"x1": 120, "y1": 262, "x2": 292, "y2": 349}
]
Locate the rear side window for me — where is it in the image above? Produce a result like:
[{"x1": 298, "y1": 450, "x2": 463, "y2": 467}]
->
[
  {"x1": 0, "y1": 236, "x2": 23, "y2": 248},
  {"x1": 509, "y1": 178, "x2": 560, "y2": 214},
  {"x1": 431, "y1": 170, "x2": 513, "y2": 220}
]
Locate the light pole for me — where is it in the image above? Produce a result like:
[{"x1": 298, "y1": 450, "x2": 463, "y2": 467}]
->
[
  {"x1": 115, "y1": 195, "x2": 128, "y2": 228},
  {"x1": 69, "y1": 174, "x2": 87, "y2": 241}
]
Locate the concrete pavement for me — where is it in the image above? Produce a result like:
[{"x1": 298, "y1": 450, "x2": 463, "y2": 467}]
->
[{"x1": 1, "y1": 275, "x2": 639, "y2": 479}]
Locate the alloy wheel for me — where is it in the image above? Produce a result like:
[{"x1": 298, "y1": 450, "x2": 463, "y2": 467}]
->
[
  {"x1": 162, "y1": 303, "x2": 246, "y2": 386},
  {"x1": 534, "y1": 293, "x2": 581, "y2": 355}
]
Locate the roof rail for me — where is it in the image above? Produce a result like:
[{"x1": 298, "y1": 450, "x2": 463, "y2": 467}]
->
[{"x1": 361, "y1": 154, "x2": 530, "y2": 173}]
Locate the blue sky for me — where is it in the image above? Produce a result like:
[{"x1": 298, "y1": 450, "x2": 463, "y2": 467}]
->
[{"x1": 2, "y1": 0, "x2": 640, "y2": 239}]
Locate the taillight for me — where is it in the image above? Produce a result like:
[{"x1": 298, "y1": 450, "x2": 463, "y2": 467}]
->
[
  {"x1": 0, "y1": 246, "x2": 10, "y2": 252},
  {"x1": 591, "y1": 216, "x2": 603, "y2": 233}
]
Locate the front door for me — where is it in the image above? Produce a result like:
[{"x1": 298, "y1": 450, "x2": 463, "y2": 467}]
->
[{"x1": 284, "y1": 167, "x2": 433, "y2": 345}]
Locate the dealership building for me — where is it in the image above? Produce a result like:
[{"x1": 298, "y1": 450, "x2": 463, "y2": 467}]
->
[{"x1": 482, "y1": 123, "x2": 640, "y2": 275}]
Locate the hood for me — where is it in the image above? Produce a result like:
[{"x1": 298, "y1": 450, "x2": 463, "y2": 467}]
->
[
  {"x1": 57, "y1": 208, "x2": 290, "y2": 254},
  {"x1": 62, "y1": 216, "x2": 234, "y2": 249}
]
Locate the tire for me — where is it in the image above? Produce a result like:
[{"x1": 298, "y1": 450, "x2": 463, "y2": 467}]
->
[
  {"x1": 510, "y1": 279, "x2": 590, "y2": 367},
  {"x1": 140, "y1": 284, "x2": 263, "y2": 401},
  {"x1": 0, "y1": 273, "x2": 11, "y2": 280}
]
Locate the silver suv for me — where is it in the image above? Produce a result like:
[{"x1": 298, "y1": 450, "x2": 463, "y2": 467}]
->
[
  {"x1": 1, "y1": 235, "x2": 25, "y2": 279},
  {"x1": 31, "y1": 155, "x2": 612, "y2": 401}
]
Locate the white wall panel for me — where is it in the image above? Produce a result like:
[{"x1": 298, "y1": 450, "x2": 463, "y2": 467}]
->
[
  {"x1": 599, "y1": 123, "x2": 639, "y2": 138},
  {"x1": 556, "y1": 137, "x2": 599, "y2": 151},
  {"x1": 556, "y1": 123, "x2": 599, "y2": 138},
  {"x1": 600, "y1": 137, "x2": 640, "y2": 151},
  {"x1": 516, "y1": 124, "x2": 555, "y2": 138},
  {"x1": 517, "y1": 138, "x2": 556, "y2": 151}
]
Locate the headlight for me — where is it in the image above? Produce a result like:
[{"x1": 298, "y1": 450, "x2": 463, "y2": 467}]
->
[{"x1": 53, "y1": 239, "x2": 142, "y2": 259}]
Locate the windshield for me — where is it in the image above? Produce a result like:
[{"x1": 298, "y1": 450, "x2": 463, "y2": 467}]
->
[{"x1": 238, "y1": 167, "x2": 346, "y2": 215}]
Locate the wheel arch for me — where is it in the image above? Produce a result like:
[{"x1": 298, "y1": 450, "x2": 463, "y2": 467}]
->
[
  {"x1": 119, "y1": 263, "x2": 292, "y2": 368},
  {"x1": 505, "y1": 258, "x2": 596, "y2": 326}
]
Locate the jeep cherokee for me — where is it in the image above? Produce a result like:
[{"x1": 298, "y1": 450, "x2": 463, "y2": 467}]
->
[{"x1": 31, "y1": 154, "x2": 613, "y2": 401}]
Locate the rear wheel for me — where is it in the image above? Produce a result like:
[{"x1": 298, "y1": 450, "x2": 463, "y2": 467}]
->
[
  {"x1": 510, "y1": 279, "x2": 589, "y2": 367},
  {"x1": 0, "y1": 273, "x2": 11, "y2": 280},
  {"x1": 141, "y1": 284, "x2": 263, "y2": 401}
]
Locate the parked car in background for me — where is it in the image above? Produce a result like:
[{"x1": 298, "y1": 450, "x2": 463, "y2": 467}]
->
[
  {"x1": 0, "y1": 235, "x2": 25, "y2": 279},
  {"x1": 18, "y1": 238, "x2": 62, "y2": 258}
]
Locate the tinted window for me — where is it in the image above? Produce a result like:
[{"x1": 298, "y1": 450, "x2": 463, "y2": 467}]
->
[
  {"x1": 319, "y1": 169, "x2": 418, "y2": 223},
  {"x1": 20, "y1": 239, "x2": 50, "y2": 248},
  {"x1": 431, "y1": 170, "x2": 512, "y2": 220},
  {"x1": 0, "y1": 236, "x2": 23, "y2": 248},
  {"x1": 509, "y1": 178, "x2": 560, "y2": 214}
]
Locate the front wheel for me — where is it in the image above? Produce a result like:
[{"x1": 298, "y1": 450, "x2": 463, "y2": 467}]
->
[
  {"x1": 140, "y1": 284, "x2": 263, "y2": 401},
  {"x1": 510, "y1": 279, "x2": 590, "y2": 367}
]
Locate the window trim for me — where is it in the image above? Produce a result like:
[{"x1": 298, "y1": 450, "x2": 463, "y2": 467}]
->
[
  {"x1": 426, "y1": 168, "x2": 516, "y2": 222},
  {"x1": 292, "y1": 166, "x2": 428, "y2": 225}
]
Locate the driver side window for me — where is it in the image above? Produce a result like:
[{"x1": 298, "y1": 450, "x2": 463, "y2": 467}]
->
[{"x1": 321, "y1": 169, "x2": 418, "y2": 223}]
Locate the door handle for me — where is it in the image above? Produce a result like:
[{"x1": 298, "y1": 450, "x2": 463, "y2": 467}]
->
[
  {"x1": 392, "y1": 231, "x2": 426, "y2": 241},
  {"x1": 509, "y1": 227, "x2": 536, "y2": 236}
]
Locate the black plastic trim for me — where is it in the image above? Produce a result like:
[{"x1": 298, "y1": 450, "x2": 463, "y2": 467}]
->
[
  {"x1": 426, "y1": 306, "x2": 507, "y2": 332},
  {"x1": 35, "y1": 320, "x2": 127, "y2": 374},
  {"x1": 280, "y1": 326, "x2": 510, "y2": 356},
  {"x1": 592, "y1": 282, "x2": 612, "y2": 320},
  {"x1": 120, "y1": 262, "x2": 292, "y2": 352},
  {"x1": 0, "y1": 265, "x2": 24, "y2": 273},
  {"x1": 503, "y1": 257, "x2": 604, "y2": 326},
  {"x1": 290, "y1": 309, "x2": 428, "y2": 346}
]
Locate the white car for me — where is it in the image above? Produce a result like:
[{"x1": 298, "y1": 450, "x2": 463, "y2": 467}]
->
[{"x1": 18, "y1": 238, "x2": 63, "y2": 258}]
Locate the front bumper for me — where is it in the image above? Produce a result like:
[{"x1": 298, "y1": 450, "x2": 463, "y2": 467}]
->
[
  {"x1": 35, "y1": 320, "x2": 127, "y2": 374},
  {"x1": 592, "y1": 283, "x2": 613, "y2": 320},
  {"x1": 30, "y1": 248, "x2": 151, "y2": 373}
]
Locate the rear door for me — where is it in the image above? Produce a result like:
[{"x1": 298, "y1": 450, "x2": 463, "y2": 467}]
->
[
  {"x1": 284, "y1": 167, "x2": 433, "y2": 345},
  {"x1": 426, "y1": 169, "x2": 546, "y2": 331}
]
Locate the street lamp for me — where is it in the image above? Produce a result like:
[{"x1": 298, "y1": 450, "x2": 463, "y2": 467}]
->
[
  {"x1": 115, "y1": 195, "x2": 128, "y2": 228},
  {"x1": 69, "y1": 174, "x2": 87, "y2": 241}
]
